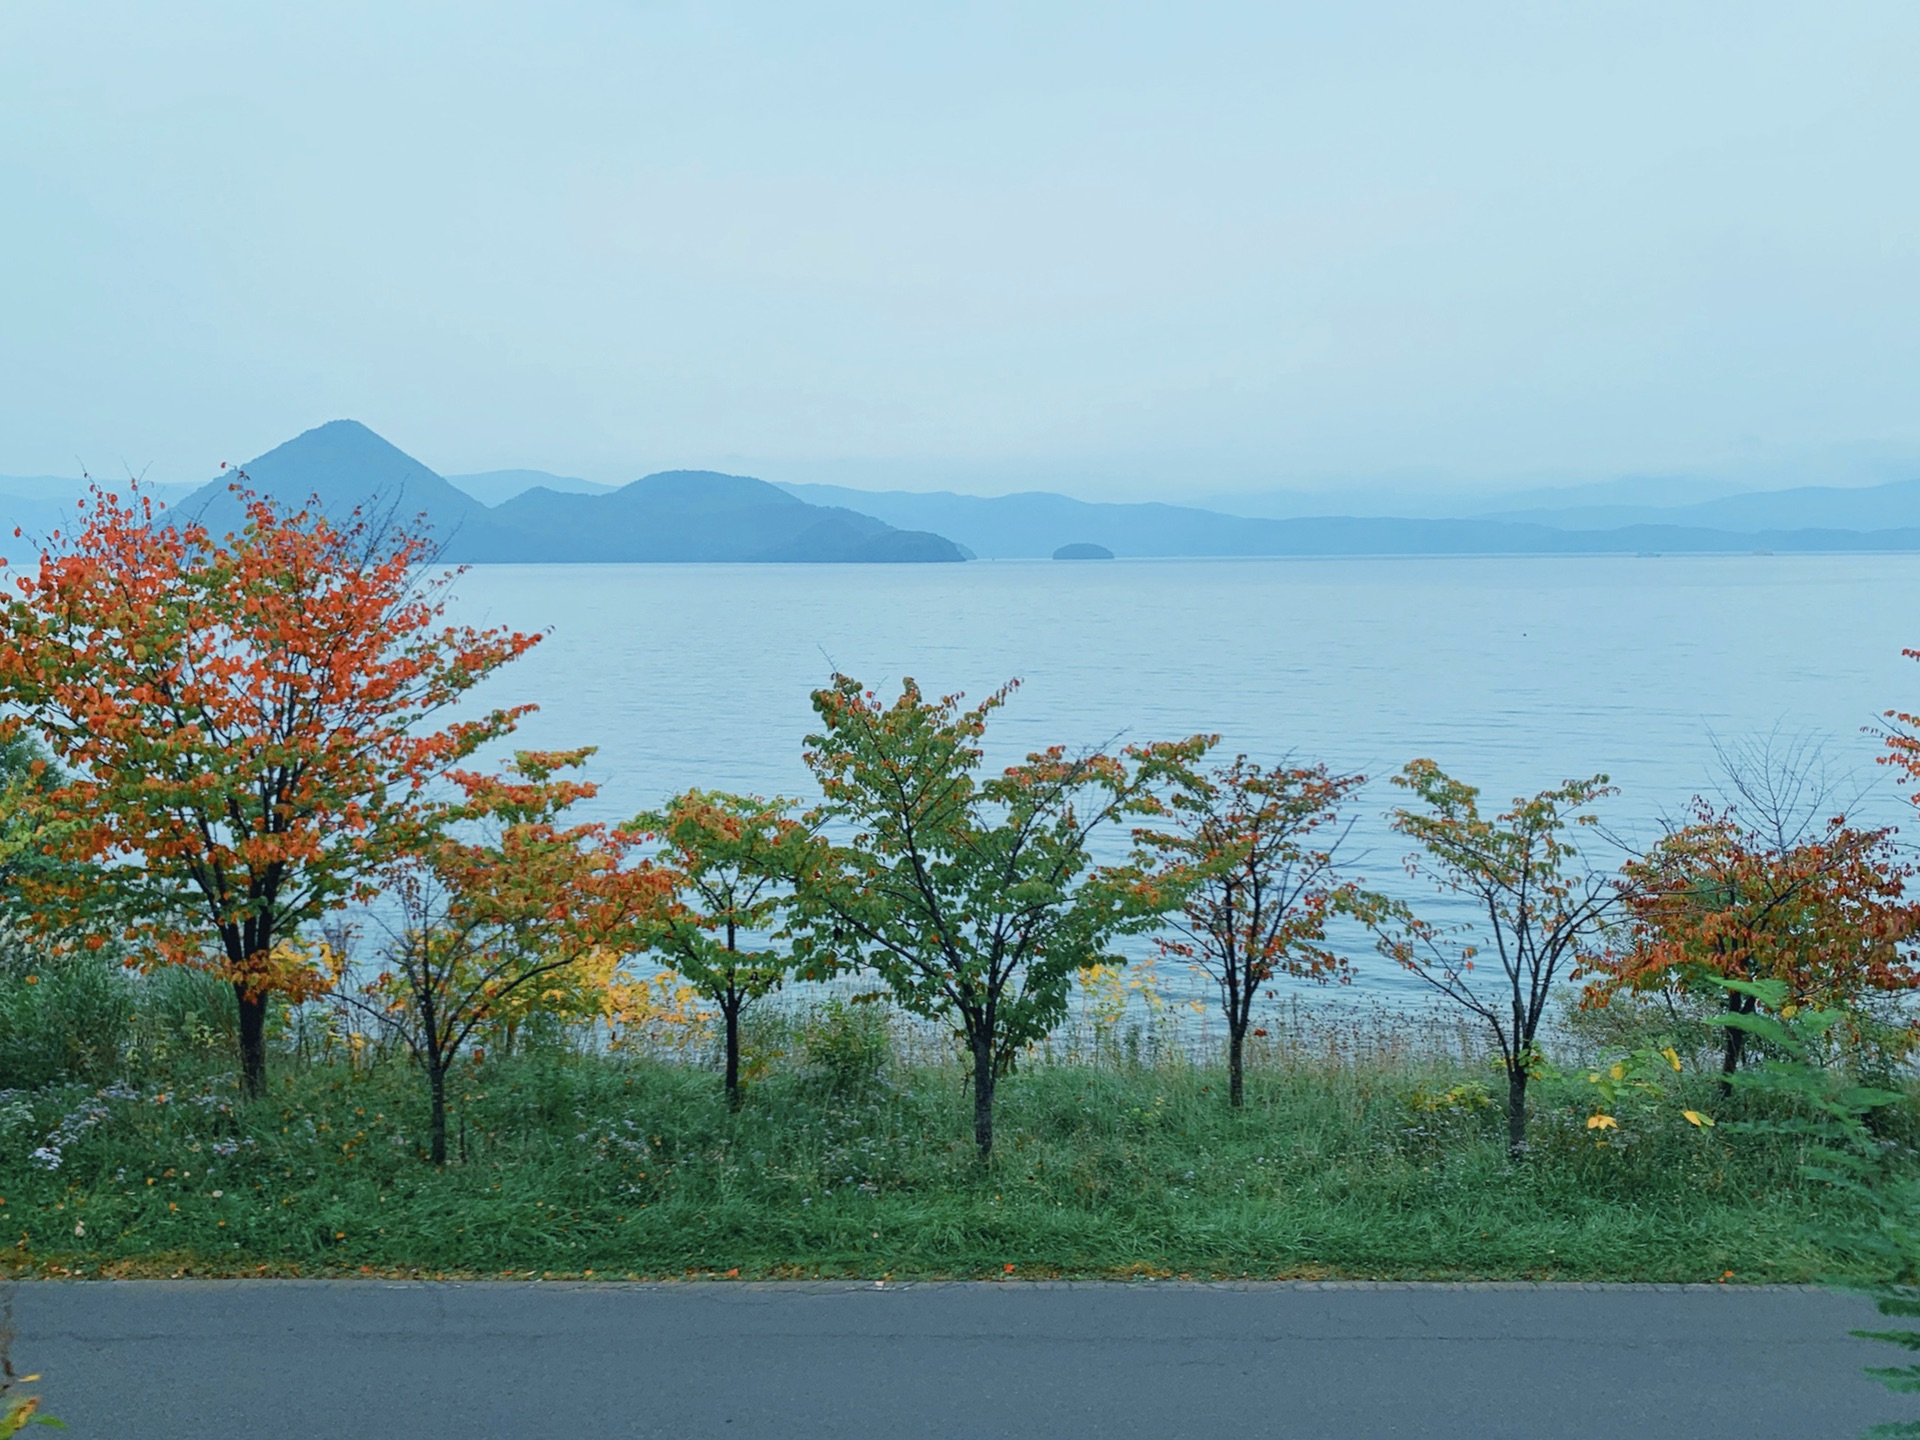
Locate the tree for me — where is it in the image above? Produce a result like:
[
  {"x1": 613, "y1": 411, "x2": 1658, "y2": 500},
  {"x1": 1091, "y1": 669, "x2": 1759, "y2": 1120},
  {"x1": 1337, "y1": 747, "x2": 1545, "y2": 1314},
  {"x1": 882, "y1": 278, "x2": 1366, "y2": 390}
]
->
[
  {"x1": 791, "y1": 674, "x2": 1211, "y2": 1159},
  {"x1": 629, "y1": 790, "x2": 811, "y2": 1107},
  {"x1": 0, "y1": 736, "x2": 88, "y2": 931},
  {"x1": 1585, "y1": 800, "x2": 1918, "y2": 1093},
  {"x1": 349, "y1": 750, "x2": 663, "y2": 1165},
  {"x1": 0, "y1": 482, "x2": 539, "y2": 1095},
  {"x1": 1373, "y1": 761, "x2": 1618, "y2": 1157},
  {"x1": 1136, "y1": 756, "x2": 1371, "y2": 1106}
]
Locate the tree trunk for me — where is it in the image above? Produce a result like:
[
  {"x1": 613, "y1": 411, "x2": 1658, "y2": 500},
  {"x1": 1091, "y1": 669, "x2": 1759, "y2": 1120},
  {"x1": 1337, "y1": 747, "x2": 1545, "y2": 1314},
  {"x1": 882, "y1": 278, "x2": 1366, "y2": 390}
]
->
[
  {"x1": 235, "y1": 984, "x2": 268, "y2": 1099},
  {"x1": 970, "y1": 1032, "x2": 996, "y2": 1161},
  {"x1": 428, "y1": 1059, "x2": 449, "y2": 1167},
  {"x1": 724, "y1": 1001, "x2": 742, "y2": 1111},
  {"x1": 1719, "y1": 989, "x2": 1755, "y2": 1098},
  {"x1": 1227, "y1": 1020, "x2": 1246, "y2": 1108},
  {"x1": 1506, "y1": 1064, "x2": 1529, "y2": 1158}
]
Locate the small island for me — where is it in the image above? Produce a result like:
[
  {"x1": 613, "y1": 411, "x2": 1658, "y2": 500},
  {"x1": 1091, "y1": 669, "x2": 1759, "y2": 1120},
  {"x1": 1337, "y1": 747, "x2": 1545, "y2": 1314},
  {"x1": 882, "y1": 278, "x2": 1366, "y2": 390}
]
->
[{"x1": 1052, "y1": 541, "x2": 1115, "y2": 560}]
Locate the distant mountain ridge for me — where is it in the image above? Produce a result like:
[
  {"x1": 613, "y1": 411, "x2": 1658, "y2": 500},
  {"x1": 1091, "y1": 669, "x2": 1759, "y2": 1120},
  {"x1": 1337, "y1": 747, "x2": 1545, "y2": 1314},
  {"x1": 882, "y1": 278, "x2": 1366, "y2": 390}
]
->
[
  {"x1": 1486, "y1": 477, "x2": 1920, "y2": 533},
  {"x1": 776, "y1": 479, "x2": 1920, "y2": 559},
  {"x1": 445, "y1": 469, "x2": 616, "y2": 506},
  {"x1": 166, "y1": 422, "x2": 966, "y2": 563},
  {"x1": 9, "y1": 421, "x2": 1920, "y2": 561}
]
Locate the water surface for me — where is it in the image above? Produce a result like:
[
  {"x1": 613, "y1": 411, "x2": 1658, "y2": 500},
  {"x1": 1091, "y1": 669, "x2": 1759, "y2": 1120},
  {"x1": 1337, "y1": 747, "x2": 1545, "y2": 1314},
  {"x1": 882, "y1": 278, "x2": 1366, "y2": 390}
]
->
[{"x1": 443, "y1": 555, "x2": 1920, "y2": 1001}]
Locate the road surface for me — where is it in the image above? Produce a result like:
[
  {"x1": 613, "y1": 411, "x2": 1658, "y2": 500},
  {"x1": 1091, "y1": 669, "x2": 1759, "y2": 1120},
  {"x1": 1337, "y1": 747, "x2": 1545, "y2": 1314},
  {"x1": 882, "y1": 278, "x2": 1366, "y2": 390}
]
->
[{"x1": 4, "y1": 1279, "x2": 1899, "y2": 1438}]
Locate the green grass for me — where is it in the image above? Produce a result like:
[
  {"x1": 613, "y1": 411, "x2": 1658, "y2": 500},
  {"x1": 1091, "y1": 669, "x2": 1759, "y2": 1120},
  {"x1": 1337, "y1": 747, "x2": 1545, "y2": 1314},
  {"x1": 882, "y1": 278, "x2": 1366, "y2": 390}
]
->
[{"x1": 0, "y1": 995, "x2": 1894, "y2": 1282}]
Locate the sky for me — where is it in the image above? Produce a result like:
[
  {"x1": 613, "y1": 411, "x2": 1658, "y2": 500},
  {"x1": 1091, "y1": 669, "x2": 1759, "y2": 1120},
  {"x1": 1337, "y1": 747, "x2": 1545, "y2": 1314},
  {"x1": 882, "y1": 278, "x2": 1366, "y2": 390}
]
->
[{"x1": 3, "y1": 1, "x2": 1919, "y2": 502}]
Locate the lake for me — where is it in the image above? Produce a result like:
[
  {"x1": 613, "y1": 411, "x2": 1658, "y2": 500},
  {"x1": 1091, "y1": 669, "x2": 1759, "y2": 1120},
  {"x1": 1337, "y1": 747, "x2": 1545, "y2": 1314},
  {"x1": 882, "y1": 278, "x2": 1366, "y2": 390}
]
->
[{"x1": 442, "y1": 554, "x2": 1920, "y2": 1003}]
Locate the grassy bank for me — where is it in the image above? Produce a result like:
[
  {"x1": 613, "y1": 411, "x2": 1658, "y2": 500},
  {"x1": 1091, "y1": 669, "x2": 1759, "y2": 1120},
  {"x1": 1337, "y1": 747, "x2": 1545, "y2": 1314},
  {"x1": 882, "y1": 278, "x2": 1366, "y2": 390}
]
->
[{"x1": 0, "y1": 976, "x2": 1897, "y2": 1283}]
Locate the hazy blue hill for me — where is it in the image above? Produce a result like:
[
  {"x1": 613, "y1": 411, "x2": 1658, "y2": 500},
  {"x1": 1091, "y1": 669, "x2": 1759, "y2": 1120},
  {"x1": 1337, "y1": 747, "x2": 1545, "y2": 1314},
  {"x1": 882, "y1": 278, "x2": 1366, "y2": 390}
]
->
[
  {"x1": 772, "y1": 483, "x2": 1584, "y2": 557},
  {"x1": 444, "y1": 469, "x2": 616, "y2": 506},
  {"x1": 499, "y1": 470, "x2": 965, "y2": 562},
  {"x1": 151, "y1": 426, "x2": 962, "y2": 563},
  {"x1": 776, "y1": 480, "x2": 1920, "y2": 558},
  {"x1": 1489, "y1": 476, "x2": 1920, "y2": 533},
  {"x1": 774, "y1": 484, "x2": 1278, "y2": 558},
  {"x1": 173, "y1": 420, "x2": 525, "y2": 560},
  {"x1": 0, "y1": 476, "x2": 202, "y2": 547}
]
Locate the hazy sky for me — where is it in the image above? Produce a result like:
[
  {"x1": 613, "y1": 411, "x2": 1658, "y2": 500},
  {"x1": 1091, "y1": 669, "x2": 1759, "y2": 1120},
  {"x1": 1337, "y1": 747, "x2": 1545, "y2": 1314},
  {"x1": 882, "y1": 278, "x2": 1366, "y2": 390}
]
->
[{"x1": 4, "y1": 2, "x2": 1918, "y2": 499}]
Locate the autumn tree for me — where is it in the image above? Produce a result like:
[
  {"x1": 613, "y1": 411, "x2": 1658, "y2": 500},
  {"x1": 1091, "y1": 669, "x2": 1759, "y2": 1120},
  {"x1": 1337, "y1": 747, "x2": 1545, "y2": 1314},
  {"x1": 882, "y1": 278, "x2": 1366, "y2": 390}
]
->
[
  {"x1": 0, "y1": 482, "x2": 539, "y2": 1095},
  {"x1": 790, "y1": 674, "x2": 1211, "y2": 1160},
  {"x1": 1374, "y1": 761, "x2": 1619, "y2": 1156},
  {"x1": 629, "y1": 790, "x2": 812, "y2": 1108},
  {"x1": 1587, "y1": 801, "x2": 1918, "y2": 1092},
  {"x1": 1137, "y1": 756, "x2": 1371, "y2": 1106},
  {"x1": 347, "y1": 750, "x2": 663, "y2": 1165}
]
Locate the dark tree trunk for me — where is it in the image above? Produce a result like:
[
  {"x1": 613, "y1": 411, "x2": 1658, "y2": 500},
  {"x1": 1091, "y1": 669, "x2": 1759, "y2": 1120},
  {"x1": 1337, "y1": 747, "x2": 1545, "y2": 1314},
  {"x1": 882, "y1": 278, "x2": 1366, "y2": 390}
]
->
[
  {"x1": 970, "y1": 1032, "x2": 996, "y2": 1161},
  {"x1": 1506, "y1": 1064, "x2": 1529, "y2": 1158},
  {"x1": 1719, "y1": 990, "x2": 1754, "y2": 1099},
  {"x1": 235, "y1": 984, "x2": 269, "y2": 1099},
  {"x1": 724, "y1": 1000, "x2": 742, "y2": 1111},
  {"x1": 1227, "y1": 1019, "x2": 1247, "y2": 1108},
  {"x1": 428, "y1": 1059, "x2": 449, "y2": 1167}
]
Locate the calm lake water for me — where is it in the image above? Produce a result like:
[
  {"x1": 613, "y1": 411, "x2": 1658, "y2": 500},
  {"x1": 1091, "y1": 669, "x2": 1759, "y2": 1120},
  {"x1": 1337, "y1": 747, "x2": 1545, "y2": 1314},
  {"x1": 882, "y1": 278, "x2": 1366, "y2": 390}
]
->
[{"x1": 443, "y1": 555, "x2": 1920, "y2": 1003}]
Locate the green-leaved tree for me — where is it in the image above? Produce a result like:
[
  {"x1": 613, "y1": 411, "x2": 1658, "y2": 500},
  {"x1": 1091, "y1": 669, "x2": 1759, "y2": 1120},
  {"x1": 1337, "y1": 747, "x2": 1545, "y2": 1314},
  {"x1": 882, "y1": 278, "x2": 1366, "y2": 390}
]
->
[
  {"x1": 791, "y1": 674, "x2": 1211, "y2": 1159},
  {"x1": 630, "y1": 789, "x2": 812, "y2": 1108},
  {"x1": 1374, "y1": 760, "x2": 1619, "y2": 1157}
]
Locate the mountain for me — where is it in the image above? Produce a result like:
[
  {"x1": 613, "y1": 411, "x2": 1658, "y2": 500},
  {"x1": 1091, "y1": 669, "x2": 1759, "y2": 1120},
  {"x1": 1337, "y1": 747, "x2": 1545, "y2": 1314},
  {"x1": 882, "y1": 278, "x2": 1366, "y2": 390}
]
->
[
  {"x1": 498, "y1": 471, "x2": 965, "y2": 562},
  {"x1": 1190, "y1": 473, "x2": 1745, "y2": 521},
  {"x1": 1488, "y1": 475, "x2": 1920, "y2": 532},
  {"x1": 172, "y1": 419, "x2": 521, "y2": 557},
  {"x1": 774, "y1": 480, "x2": 1920, "y2": 559},
  {"x1": 444, "y1": 469, "x2": 617, "y2": 506},
  {"x1": 774, "y1": 483, "x2": 1555, "y2": 558},
  {"x1": 162, "y1": 422, "x2": 964, "y2": 563},
  {"x1": 24, "y1": 422, "x2": 1920, "y2": 562},
  {"x1": 0, "y1": 475, "x2": 198, "y2": 550}
]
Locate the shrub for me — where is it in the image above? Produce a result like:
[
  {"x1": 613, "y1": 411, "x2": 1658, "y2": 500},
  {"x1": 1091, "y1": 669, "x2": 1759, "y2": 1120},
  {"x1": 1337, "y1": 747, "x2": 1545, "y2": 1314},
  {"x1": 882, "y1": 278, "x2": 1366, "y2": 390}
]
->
[{"x1": 0, "y1": 942, "x2": 133, "y2": 1090}]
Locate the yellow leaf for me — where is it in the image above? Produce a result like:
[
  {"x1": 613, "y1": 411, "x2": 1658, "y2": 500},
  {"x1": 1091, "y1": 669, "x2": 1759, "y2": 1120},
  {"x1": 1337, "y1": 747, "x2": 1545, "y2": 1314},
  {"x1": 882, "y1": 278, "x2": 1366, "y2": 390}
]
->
[
  {"x1": 1586, "y1": 1114, "x2": 1619, "y2": 1130},
  {"x1": 1682, "y1": 1110, "x2": 1715, "y2": 1128},
  {"x1": 1608, "y1": 1063, "x2": 1625, "y2": 1081},
  {"x1": 1661, "y1": 1047, "x2": 1681, "y2": 1072}
]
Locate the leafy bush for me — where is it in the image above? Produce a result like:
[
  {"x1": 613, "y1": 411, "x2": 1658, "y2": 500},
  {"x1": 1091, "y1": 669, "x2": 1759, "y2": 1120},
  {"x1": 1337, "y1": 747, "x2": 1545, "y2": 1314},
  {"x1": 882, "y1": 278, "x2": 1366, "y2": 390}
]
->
[
  {"x1": 0, "y1": 943, "x2": 133, "y2": 1090},
  {"x1": 800, "y1": 999, "x2": 894, "y2": 1098}
]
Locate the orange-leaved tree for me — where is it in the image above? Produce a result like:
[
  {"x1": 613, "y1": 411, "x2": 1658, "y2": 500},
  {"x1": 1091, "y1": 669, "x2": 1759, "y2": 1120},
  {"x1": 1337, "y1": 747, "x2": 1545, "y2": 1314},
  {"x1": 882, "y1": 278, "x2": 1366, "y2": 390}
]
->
[
  {"x1": 349, "y1": 749, "x2": 666, "y2": 1164},
  {"x1": 0, "y1": 481, "x2": 541, "y2": 1095},
  {"x1": 1587, "y1": 800, "x2": 1919, "y2": 1092},
  {"x1": 1136, "y1": 756, "x2": 1373, "y2": 1106}
]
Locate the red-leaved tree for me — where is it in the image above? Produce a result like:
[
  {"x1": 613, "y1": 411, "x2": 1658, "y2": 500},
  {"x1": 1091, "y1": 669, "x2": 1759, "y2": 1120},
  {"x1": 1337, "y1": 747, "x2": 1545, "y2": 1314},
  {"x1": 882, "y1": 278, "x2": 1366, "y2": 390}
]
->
[
  {"x1": 0, "y1": 481, "x2": 540, "y2": 1094},
  {"x1": 1583, "y1": 800, "x2": 1918, "y2": 1092},
  {"x1": 1137, "y1": 756, "x2": 1371, "y2": 1106}
]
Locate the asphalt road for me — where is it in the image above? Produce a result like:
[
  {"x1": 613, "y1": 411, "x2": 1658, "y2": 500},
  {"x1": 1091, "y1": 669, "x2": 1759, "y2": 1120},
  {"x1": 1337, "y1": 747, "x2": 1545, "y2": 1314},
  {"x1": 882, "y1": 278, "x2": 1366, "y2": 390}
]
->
[{"x1": 3, "y1": 1280, "x2": 1900, "y2": 1439}]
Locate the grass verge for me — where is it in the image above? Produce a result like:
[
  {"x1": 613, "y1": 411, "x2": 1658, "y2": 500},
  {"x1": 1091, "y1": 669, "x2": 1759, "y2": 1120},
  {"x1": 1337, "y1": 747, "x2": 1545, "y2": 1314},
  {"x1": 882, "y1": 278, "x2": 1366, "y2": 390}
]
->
[{"x1": 0, "y1": 1028, "x2": 1888, "y2": 1283}]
